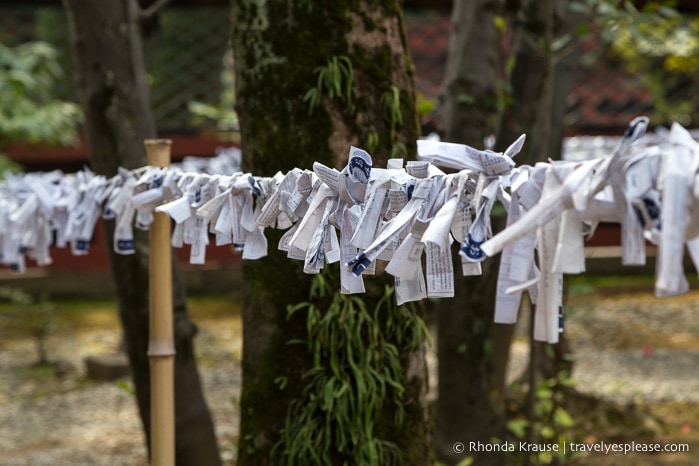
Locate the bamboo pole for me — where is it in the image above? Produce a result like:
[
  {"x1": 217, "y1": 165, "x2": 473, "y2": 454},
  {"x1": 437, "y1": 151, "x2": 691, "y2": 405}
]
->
[{"x1": 145, "y1": 139, "x2": 175, "y2": 466}]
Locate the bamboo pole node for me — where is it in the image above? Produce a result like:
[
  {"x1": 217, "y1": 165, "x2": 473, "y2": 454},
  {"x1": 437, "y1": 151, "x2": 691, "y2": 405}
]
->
[{"x1": 145, "y1": 138, "x2": 175, "y2": 466}]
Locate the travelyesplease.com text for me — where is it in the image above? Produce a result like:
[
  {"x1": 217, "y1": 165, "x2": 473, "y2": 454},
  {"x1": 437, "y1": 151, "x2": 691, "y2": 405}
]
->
[{"x1": 456, "y1": 440, "x2": 689, "y2": 455}]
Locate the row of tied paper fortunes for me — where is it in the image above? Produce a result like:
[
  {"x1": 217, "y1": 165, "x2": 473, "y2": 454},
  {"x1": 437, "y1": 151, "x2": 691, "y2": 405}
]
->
[
  {"x1": 0, "y1": 148, "x2": 242, "y2": 272},
  {"x1": 2, "y1": 117, "x2": 696, "y2": 342},
  {"x1": 479, "y1": 118, "x2": 699, "y2": 343},
  {"x1": 0, "y1": 136, "x2": 523, "y2": 272}
]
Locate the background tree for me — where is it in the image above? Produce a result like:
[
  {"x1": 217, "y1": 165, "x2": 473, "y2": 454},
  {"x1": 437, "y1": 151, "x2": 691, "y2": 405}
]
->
[
  {"x1": 231, "y1": 1, "x2": 431, "y2": 465},
  {"x1": 435, "y1": 0, "x2": 583, "y2": 463},
  {"x1": 433, "y1": 1, "x2": 508, "y2": 464},
  {"x1": 62, "y1": 1, "x2": 221, "y2": 464},
  {"x1": 495, "y1": 3, "x2": 577, "y2": 462}
]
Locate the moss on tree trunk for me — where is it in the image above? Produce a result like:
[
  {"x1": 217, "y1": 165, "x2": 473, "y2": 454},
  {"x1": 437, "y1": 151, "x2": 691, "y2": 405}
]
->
[{"x1": 232, "y1": 1, "x2": 429, "y2": 465}]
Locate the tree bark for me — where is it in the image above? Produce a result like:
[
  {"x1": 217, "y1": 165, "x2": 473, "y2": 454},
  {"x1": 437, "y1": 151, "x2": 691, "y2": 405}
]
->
[
  {"x1": 62, "y1": 1, "x2": 221, "y2": 464},
  {"x1": 441, "y1": 0, "x2": 504, "y2": 144},
  {"x1": 493, "y1": 3, "x2": 579, "y2": 462},
  {"x1": 495, "y1": 0, "x2": 563, "y2": 165},
  {"x1": 435, "y1": 2, "x2": 507, "y2": 464},
  {"x1": 537, "y1": 0, "x2": 583, "y2": 384},
  {"x1": 497, "y1": 0, "x2": 580, "y2": 382},
  {"x1": 548, "y1": 0, "x2": 586, "y2": 159},
  {"x1": 231, "y1": 1, "x2": 430, "y2": 465},
  {"x1": 434, "y1": 248, "x2": 507, "y2": 466}
]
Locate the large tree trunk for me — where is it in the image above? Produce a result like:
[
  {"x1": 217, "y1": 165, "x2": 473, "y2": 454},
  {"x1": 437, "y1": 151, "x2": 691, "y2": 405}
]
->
[
  {"x1": 492, "y1": 2, "x2": 579, "y2": 462},
  {"x1": 434, "y1": 1, "x2": 507, "y2": 464},
  {"x1": 232, "y1": 1, "x2": 430, "y2": 465},
  {"x1": 539, "y1": 0, "x2": 584, "y2": 384},
  {"x1": 62, "y1": 1, "x2": 221, "y2": 464},
  {"x1": 436, "y1": 1, "x2": 583, "y2": 463},
  {"x1": 495, "y1": 0, "x2": 580, "y2": 382},
  {"x1": 434, "y1": 249, "x2": 507, "y2": 466}
]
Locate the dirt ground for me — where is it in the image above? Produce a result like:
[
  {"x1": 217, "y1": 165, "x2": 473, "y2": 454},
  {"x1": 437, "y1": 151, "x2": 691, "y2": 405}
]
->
[
  {"x1": 2, "y1": 287, "x2": 699, "y2": 465},
  {"x1": 0, "y1": 297, "x2": 242, "y2": 465},
  {"x1": 561, "y1": 283, "x2": 699, "y2": 465}
]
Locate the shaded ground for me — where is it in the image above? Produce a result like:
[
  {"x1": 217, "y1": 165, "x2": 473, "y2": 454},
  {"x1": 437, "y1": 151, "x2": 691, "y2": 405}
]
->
[
  {"x1": 0, "y1": 296, "x2": 242, "y2": 465},
  {"x1": 1, "y1": 284, "x2": 699, "y2": 464},
  {"x1": 560, "y1": 284, "x2": 699, "y2": 465}
]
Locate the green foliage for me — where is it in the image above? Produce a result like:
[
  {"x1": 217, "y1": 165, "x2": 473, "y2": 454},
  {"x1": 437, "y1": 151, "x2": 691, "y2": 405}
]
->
[
  {"x1": 0, "y1": 41, "x2": 83, "y2": 158},
  {"x1": 416, "y1": 93, "x2": 435, "y2": 117},
  {"x1": 487, "y1": 16, "x2": 514, "y2": 124},
  {"x1": 274, "y1": 271, "x2": 429, "y2": 466},
  {"x1": 366, "y1": 131, "x2": 381, "y2": 155},
  {"x1": 435, "y1": 459, "x2": 474, "y2": 466},
  {"x1": 382, "y1": 85, "x2": 403, "y2": 128},
  {"x1": 508, "y1": 372, "x2": 580, "y2": 465},
  {"x1": 114, "y1": 379, "x2": 135, "y2": 395},
  {"x1": 567, "y1": 280, "x2": 596, "y2": 296},
  {"x1": 571, "y1": 0, "x2": 697, "y2": 125},
  {"x1": 188, "y1": 101, "x2": 239, "y2": 134},
  {"x1": 363, "y1": 84, "x2": 410, "y2": 159},
  {"x1": 571, "y1": 0, "x2": 680, "y2": 35},
  {"x1": 188, "y1": 50, "x2": 239, "y2": 138},
  {"x1": 381, "y1": 84, "x2": 407, "y2": 158},
  {"x1": 303, "y1": 55, "x2": 355, "y2": 115}
]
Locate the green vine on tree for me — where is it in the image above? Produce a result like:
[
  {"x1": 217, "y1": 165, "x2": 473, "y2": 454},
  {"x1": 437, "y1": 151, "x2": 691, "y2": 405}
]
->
[
  {"x1": 303, "y1": 55, "x2": 355, "y2": 115},
  {"x1": 273, "y1": 268, "x2": 429, "y2": 466},
  {"x1": 381, "y1": 84, "x2": 407, "y2": 158},
  {"x1": 365, "y1": 131, "x2": 381, "y2": 155},
  {"x1": 364, "y1": 85, "x2": 408, "y2": 158}
]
